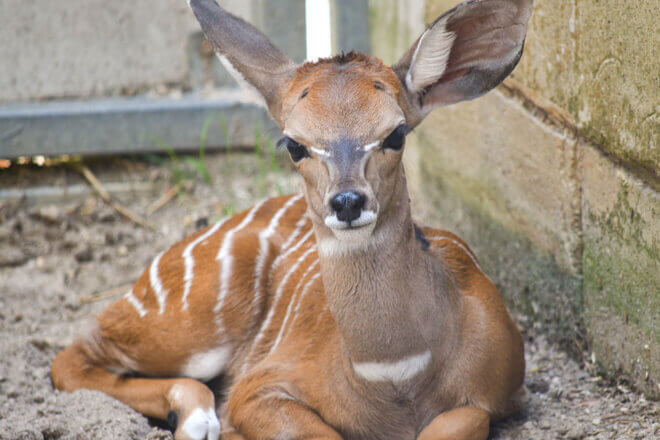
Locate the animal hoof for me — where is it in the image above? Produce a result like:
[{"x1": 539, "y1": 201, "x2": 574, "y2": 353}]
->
[{"x1": 175, "y1": 407, "x2": 221, "y2": 440}]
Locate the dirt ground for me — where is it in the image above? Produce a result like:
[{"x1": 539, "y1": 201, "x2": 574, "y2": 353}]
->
[{"x1": 0, "y1": 153, "x2": 657, "y2": 439}]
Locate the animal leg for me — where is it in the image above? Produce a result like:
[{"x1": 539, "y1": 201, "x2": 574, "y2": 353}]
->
[
  {"x1": 51, "y1": 342, "x2": 220, "y2": 440},
  {"x1": 417, "y1": 407, "x2": 490, "y2": 440}
]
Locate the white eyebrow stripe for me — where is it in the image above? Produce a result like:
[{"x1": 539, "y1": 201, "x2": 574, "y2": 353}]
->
[
  {"x1": 362, "y1": 141, "x2": 380, "y2": 152},
  {"x1": 310, "y1": 146, "x2": 331, "y2": 157}
]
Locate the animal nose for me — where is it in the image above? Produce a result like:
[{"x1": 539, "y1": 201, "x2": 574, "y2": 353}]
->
[{"x1": 330, "y1": 190, "x2": 366, "y2": 223}]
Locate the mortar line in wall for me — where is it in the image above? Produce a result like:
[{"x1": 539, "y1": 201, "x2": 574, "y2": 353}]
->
[{"x1": 498, "y1": 80, "x2": 660, "y2": 192}]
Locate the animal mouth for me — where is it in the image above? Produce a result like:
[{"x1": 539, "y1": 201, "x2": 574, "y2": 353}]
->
[{"x1": 324, "y1": 210, "x2": 377, "y2": 230}]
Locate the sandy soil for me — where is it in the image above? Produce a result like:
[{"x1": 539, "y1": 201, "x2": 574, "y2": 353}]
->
[{"x1": 0, "y1": 153, "x2": 657, "y2": 439}]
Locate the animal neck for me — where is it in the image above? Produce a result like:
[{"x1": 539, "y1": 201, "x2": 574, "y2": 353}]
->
[{"x1": 313, "y1": 172, "x2": 460, "y2": 376}]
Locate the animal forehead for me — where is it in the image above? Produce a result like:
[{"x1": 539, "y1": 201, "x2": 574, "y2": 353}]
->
[
  {"x1": 284, "y1": 55, "x2": 404, "y2": 145},
  {"x1": 294, "y1": 52, "x2": 399, "y2": 82}
]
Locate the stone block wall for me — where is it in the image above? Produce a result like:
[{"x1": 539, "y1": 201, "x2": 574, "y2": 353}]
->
[
  {"x1": 370, "y1": 0, "x2": 659, "y2": 398},
  {"x1": 0, "y1": 0, "x2": 306, "y2": 103}
]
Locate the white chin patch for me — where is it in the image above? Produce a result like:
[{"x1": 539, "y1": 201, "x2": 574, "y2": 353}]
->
[
  {"x1": 323, "y1": 211, "x2": 377, "y2": 244},
  {"x1": 324, "y1": 210, "x2": 377, "y2": 230}
]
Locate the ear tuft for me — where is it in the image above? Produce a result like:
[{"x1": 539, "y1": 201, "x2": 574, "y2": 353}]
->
[
  {"x1": 395, "y1": 0, "x2": 533, "y2": 121},
  {"x1": 405, "y1": 18, "x2": 456, "y2": 94}
]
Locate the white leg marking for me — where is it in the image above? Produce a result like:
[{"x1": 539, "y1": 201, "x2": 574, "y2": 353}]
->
[
  {"x1": 149, "y1": 251, "x2": 168, "y2": 314},
  {"x1": 124, "y1": 289, "x2": 147, "y2": 318},
  {"x1": 353, "y1": 350, "x2": 432, "y2": 382},
  {"x1": 182, "y1": 218, "x2": 230, "y2": 310},
  {"x1": 180, "y1": 407, "x2": 221, "y2": 440},
  {"x1": 215, "y1": 200, "x2": 268, "y2": 323},
  {"x1": 253, "y1": 196, "x2": 303, "y2": 320},
  {"x1": 180, "y1": 346, "x2": 232, "y2": 382},
  {"x1": 241, "y1": 232, "x2": 314, "y2": 372},
  {"x1": 271, "y1": 258, "x2": 319, "y2": 350}
]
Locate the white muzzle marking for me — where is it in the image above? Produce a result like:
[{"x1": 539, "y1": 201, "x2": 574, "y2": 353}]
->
[{"x1": 324, "y1": 210, "x2": 377, "y2": 230}]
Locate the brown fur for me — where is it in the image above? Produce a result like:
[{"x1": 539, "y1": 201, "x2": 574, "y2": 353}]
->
[{"x1": 52, "y1": 1, "x2": 533, "y2": 439}]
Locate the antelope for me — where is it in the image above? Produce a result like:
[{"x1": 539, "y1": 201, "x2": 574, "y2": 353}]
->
[{"x1": 51, "y1": 0, "x2": 533, "y2": 438}]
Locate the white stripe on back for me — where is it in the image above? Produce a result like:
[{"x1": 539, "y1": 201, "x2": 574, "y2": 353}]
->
[
  {"x1": 240, "y1": 231, "x2": 314, "y2": 372},
  {"x1": 253, "y1": 196, "x2": 303, "y2": 318},
  {"x1": 181, "y1": 218, "x2": 229, "y2": 310},
  {"x1": 149, "y1": 251, "x2": 168, "y2": 314},
  {"x1": 124, "y1": 289, "x2": 147, "y2": 318},
  {"x1": 267, "y1": 245, "x2": 317, "y2": 353},
  {"x1": 353, "y1": 350, "x2": 432, "y2": 382},
  {"x1": 215, "y1": 200, "x2": 268, "y2": 320},
  {"x1": 272, "y1": 258, "x2": 319, "y2": 350},
  {"x1": 427, "y1": 236, "x2": 485, "y2": 273}
]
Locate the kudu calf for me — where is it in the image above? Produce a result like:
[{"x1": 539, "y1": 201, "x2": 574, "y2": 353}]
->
[{"x1": 52, "y1": 0, "x2": 533, "y2": 438}]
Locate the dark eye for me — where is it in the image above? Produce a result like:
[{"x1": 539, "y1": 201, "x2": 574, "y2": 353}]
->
[
  {"x1": 277, "y1": 137, "x2": 309, "y2": 162},
  {"x1": 382, "y1": 124, "x2": 411, "y2": 151}
]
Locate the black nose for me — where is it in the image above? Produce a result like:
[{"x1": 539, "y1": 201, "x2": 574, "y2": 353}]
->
[{"x1": 330, "y1": 190, "x2": 366, "y2": 223}]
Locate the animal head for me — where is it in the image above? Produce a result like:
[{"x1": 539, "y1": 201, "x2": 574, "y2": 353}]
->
[{"x1": 189, "y1": 0, "x2": 533, "y2": 245}]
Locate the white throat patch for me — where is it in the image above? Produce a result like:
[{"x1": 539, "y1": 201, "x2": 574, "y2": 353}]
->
[{"x1": 352, "y1": 350, "x2": 432, "y2": 382}]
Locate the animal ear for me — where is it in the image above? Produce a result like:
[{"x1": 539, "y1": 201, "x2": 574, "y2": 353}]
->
[
  {"x1": 188, "y1": 0, "x2": 297, "y2": 126},
  {"x1": 394, "y1": 0, "x2": 533, "y2": 119}
]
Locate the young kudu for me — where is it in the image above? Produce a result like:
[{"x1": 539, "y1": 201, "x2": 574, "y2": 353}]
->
[{"x1": 51, "y1": 0, "x2": 533, "y2": 438}]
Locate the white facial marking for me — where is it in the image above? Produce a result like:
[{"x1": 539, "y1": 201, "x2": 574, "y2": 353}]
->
[
  {"x1": 180, "y1": 407, "x2": 221, "y2": 440},
  {"x1": 182, "y1": 218, "x2": 229, "y2": 310},
  {"x1": 361, "y1": 141, "x2": 380, "y2": 152},
  {"x1": 353, "y1": 350, "x2": 432, "y2": 382},
  {"x1": 149, "y1": 251, "x2": 168, "y2": 314},
  {"x1": 254, "y1": 196, "x2": 303, "y2": 320},
  {"x1": 310, "y1": 146, "x2": 331, "y2": 157},
  {"x1": 406, "y1": 18, "x2": 455, "y2": 94},
  {"x1": 180, "y1": 346, "x2": 232, "y2": 382},
  {"x1": 324, "y1": 210, "x2": 377, "y2": 230},
  {"x1": 124, "y1": 289, "x2": 147, "y2": 318},
  {"x1": 317, "y1": 226, "x2": 387, "y2": 257},
  {"x1": 215, "y1": 200, "x2": 267, "y2": 322}
]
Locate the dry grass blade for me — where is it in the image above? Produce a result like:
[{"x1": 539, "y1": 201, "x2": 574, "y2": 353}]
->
[
  {"x1": 147, "y1": 182, "x2": 183, "y2": 215},
  {"x1": 73, "y1": 163, "x2": 155, "y2": 230},
  {"x1": 79, "y1": 283, "x2": 134, "y2": 304}
]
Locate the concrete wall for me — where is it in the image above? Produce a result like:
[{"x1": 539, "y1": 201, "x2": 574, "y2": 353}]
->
[
  {"x1": 370, "y1": 0, "x2": 659, "y2": 398},
  {"x1": 0, "y1": 0, "x2": 306, "y2": 103}
]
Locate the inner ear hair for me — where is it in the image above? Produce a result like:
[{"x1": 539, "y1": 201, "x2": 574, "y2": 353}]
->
[{"x1": 405, "y1": 17, "x2": 456, "y2": 94}]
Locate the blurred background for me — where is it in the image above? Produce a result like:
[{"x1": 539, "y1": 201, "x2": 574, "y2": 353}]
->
[{"x1": 0, "y1": 0, "x2": 657, "y2": 438}]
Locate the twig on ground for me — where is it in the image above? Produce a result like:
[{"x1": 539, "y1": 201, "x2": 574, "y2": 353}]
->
[
  {"x1": 79, "y1": 283, "x2": 134, "y2": 304},
  {"x1": 73, "y1": 163, "x2": 155, "y2": 230},
  {"x1": 147, "y1": 182, "x2": 183, "y2": 215}
]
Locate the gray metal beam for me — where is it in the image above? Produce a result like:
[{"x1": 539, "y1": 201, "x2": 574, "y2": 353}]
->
[{"x1": 0, "y1": 94, "x2": 279, "y2": 159}]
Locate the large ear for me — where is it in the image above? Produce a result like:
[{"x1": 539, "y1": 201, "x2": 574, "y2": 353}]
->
[
  {"x1": 188, "y1": 0, "x2": 298, "y2": 126},
  {"x1": 394, "y1": 0, "x2": 533, "y2": 120}
]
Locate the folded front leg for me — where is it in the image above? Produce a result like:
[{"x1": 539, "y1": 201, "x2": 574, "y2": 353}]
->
[
  {"x1": 417, "y1": 407, "x2": 490, "y2": 440},
  {"x1": 226, "y1": 372, "x2": 342, "y2": 440}
]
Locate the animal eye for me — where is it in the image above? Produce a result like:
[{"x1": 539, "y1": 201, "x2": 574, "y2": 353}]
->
[
  {"x1": 278, "y1": 137, "x2": 310, "y2": 162},
  {"x1": 382, "y1": 124, "x2": 411, "y2": 151}
]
